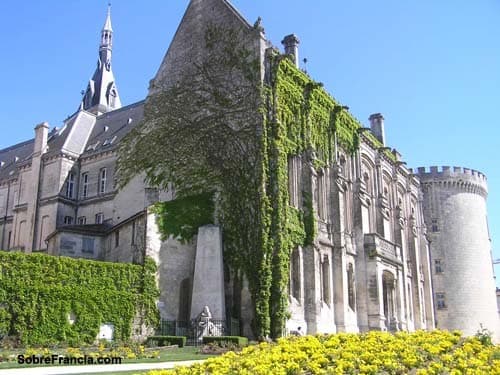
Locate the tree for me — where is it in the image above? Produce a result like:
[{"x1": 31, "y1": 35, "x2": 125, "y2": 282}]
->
[{"x1": 117, "y1": 23, "x2": 274, "y2": 339}]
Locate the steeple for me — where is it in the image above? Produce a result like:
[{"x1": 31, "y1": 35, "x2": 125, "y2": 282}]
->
[{"x1": 80, "y1": 4, "x2": 121, "y2": 114}]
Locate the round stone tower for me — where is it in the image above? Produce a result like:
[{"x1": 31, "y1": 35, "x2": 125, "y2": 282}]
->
[{"x1": 414, "y1": 166, "x2": 499, "y2": 341}]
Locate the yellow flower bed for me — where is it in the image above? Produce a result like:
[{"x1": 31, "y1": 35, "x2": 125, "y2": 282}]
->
[{"x1": 147, "y1": 330, "x2": 500, "y2": 375}]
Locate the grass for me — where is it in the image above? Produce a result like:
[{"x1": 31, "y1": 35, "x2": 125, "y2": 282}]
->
[
  {"x1": 72, "y1": 372, "x2": 147, "y2": 375},
  {"x1": 0, "y1": 346, "x2": 214, "y2": 370},
  {"x1": 126, "y1": 346, "x2": 214, "y2": 363}
]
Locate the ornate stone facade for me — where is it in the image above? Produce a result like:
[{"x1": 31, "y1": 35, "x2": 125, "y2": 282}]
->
[{"x1": 0, "y1": 0, "x2": 498, "y2": 341}]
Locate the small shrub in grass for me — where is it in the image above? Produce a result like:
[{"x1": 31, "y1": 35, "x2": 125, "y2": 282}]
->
[
  {"x1": 146, "y1": 336, "x2": 186, "y2": 348},
  {"x1": 202, "y1": 336, "x2": 248, "y2": 347}
]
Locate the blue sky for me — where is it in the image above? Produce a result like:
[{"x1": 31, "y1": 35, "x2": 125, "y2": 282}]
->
[{"x1": 0, "y1": 1, "x2": 499, "y2": 285}]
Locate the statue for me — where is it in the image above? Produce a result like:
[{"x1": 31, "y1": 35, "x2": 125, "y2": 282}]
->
[{"x1": 194, "y1": 305, "x2": 215, "y2": 341}]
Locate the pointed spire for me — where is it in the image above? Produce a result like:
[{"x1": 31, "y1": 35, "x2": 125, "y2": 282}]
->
[
  {"x1": 79, "y1": 4, "x2": 121, "y2": 114},
  {"x1": 100, "y1": 4, "x2": 113, "y2": 49},
  {"x1": 103, "y1": 3, "x2": 112, "y2": 32}
]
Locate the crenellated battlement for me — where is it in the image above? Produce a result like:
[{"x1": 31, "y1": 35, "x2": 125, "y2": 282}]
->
[{"x1": 410, "y1": 166, "x2": 488, "y2": 197}]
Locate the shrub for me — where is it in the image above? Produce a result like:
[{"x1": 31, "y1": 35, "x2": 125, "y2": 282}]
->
[
  {"x1": 146, "y1": 336, "x2": 186, "y2": 348},
  {"x1": 475, "y1": 324, "x2": 493, "y2": 346},
  {"x1": 202, "y1": 336, "x2": 248, "y2": 347},
  {"x1": 0, "y1": 252, "x2": 159, "y2": 346}
]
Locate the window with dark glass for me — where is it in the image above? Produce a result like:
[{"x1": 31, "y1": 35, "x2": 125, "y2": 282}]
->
[
  {"x1": 82, "y1": 173, "x2": 89, "y2": 198},
  {"x1": 95, "y1": 213, "x2": 104, "y2": 224},
  {"x1": 435, "y1": 259, "x2": 443, "y2": 273},
  {"x1": 436, "y1": 292, "x2": 446, "y2": 309},
  {"x1": 431, "y1": 218, "x2": 439, "y2": 232},
  {"x1": 66, "y1": 173, "x2": 75, "y2": 198},
  {"x1": 99, "y1": 168, "x2": 107, "y2": 194},
  {"x1": 82, "y1": 237, "x2": 94, "y2": 254}
]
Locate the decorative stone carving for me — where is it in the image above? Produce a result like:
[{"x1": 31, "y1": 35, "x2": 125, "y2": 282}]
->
[{"x1": 194, "y1": 305, "x2": 215, "y2": 341}]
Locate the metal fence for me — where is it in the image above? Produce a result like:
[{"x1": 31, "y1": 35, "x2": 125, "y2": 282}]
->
[{"x1": 156, "y1": 318, "x2": 241, "y2": 346}]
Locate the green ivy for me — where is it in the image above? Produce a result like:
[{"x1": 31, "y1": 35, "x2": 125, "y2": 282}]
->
[
  {"x1": 0, "y1": 252, "x2": 159, "y2": 346},
  {"x1": 260, "y1": 56, "x2": 365, "y2": 337},
  {"x1": 151, "y1": 192, "x2": 215, "y2": 243},
  {"x1": 124, "y1": 30, "x2": 382, "y2": 339}
]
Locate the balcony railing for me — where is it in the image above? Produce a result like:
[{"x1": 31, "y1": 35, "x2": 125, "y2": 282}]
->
[{"x1": 364, "y1": 233, "x2": 402, "y2": 264}]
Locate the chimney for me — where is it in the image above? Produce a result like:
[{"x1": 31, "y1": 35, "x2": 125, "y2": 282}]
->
[
  {"x1": 368, "y1": 113, "x2": 385, "y2": 145},
  {"x1": 281, "y1": 34, "x2": 300, "y2": 68},
  {"x1": 34, "y1": 122, "x2": 49, "y2": 155}
]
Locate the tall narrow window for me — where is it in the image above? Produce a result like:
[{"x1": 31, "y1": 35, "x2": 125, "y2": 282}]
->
[
  {"x1": 436, "y1": 292, "x2": 446, "y2": 309},
  {"x1": 317, "y1": 171, "x2": 327, "y2": 220},
  {"x1": 99, "y1": 168, "x2": 107, "y2": 194},
  {"x1": 82, "y1": 173, "x2": 89, "y2": 198},
  {"x1": 78, "y1": 216, "x2": 87, "y2": 225},
  {"x1": 95, "y1": 213, "x2": 104, "y2": 224},
  {"x1": 63, "y1": 216, "x2": 73, "y2": 225},
  {"x1": 321, "y1": 255, "x2": 331, "y2": 305},
  {"x1": 66, "y1": 173, "x2": 75, "y2": 198},
  {"x1": 82, "y1": 237, "x2": 94, "y2": 254},
  {"x1": 347, "y1": 263, "x2": 356, "y2": 310},
  {"x1": 431, "y1": 218, "x2": 439, "y2": 232},
  {"x1": 115, "y1": 230, "x2": 120, "y2": 247},
  {"x1": 434, "y1": 259, "x2": 443, "y2": 273}
]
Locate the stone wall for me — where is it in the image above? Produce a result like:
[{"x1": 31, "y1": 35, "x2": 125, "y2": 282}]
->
[{"x1": 416, "y1": 166, "x2": 499, "y2": 341}]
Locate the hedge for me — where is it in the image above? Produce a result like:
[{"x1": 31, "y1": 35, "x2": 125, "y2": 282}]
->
[
  {"x1": 146, "y1": 336, "x2": 186, "y2": 348},
  {"x1": 0, "y1": 251, "x2": 159, "y2": 346},
  {"x1": 202, "y1": 336, "x2": 248, "y2": 347}
]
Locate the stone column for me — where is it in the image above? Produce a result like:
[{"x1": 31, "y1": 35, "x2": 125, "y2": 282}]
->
[{"x1": 190, "y1": 225, "x2": 226, "y2": 321}]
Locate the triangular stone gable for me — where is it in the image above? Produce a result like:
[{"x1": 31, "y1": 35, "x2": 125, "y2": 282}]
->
[{"x1": 150, "y1": 0, "x2": 261, "y2": 94}]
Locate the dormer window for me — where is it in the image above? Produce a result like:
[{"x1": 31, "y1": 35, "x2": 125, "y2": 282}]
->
[{"x1": 103, "y1": 136, "x2": 117, "y2": 147}]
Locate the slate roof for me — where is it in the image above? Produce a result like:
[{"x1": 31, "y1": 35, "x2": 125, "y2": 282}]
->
[
  {"x1": 82, "y1": 100, "x2": 144, "y2": 157},
  {"x1": 46, "y1": 211, "x2": 145, "y2": 241},
  {"x1": 43, "y1": 115, "x2": 78, "y2": 159},
  {"x1": 0, "y1": 100, "x2": 144, "y2": 183},
  {"x1": 0, "y1": 139, "x2": 35, "y2": 182}
]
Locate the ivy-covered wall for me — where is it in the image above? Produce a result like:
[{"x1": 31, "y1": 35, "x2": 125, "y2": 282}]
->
[
  {"x1": 118, "y1": 20, "x2": 396, "y2": 340},
  {"x1": 258, "y1": 56, "x2": 365, "y2": 338},
  {"x1": 0, "y1": 252, "x2": 159, "y2": 346},
  {"x1": 229, "y1": 55, "x2": 394, "y2": 338}
]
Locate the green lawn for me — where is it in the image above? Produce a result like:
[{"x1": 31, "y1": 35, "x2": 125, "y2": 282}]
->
[
  {"x1": 0, "y1": 346, "x2": 214, "y2": 370},
  {"x1": 72, "y1": 372, "x2": 146, "y2": 375},
  {"x1": 126, "y1": 346, "x2": 214, "y2": 363}
]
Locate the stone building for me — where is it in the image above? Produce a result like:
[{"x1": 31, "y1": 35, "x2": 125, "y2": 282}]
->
[
  {"x1": 0, "y1": 0, "x2": 498, "y2": 341},
  {"x1": 415, "y1": 167, "x2": 499, "y2": 339}
]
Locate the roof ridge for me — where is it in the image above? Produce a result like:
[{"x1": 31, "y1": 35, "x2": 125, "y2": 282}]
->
[
  {"x1": 0, "y1": 138, "x2": 34, "y2": 155},
  {"x1": 96, "y1": 100, "x2": 145, "y2": 119}
]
